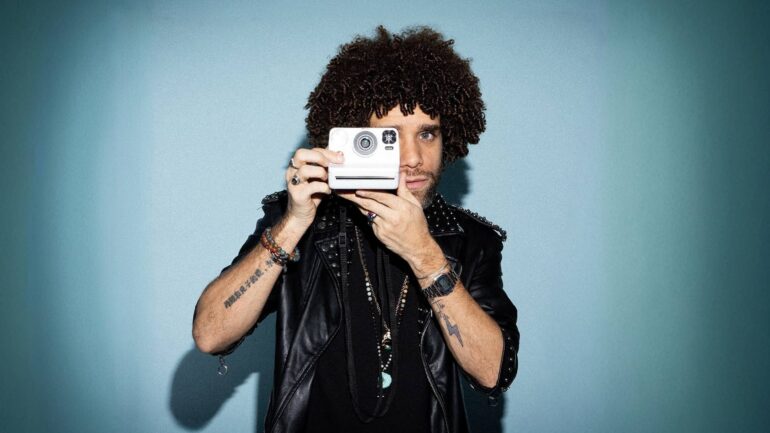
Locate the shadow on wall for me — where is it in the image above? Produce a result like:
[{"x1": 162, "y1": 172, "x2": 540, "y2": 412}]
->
[
  {"x1": 444, "y1": 157, "x2": 507, "y2": 433},
  {"x1": 438, "y1": 158, "x2": 471, "y2": 206},
  {"x1": 169, "y1": 315, "x2": 276, "y2": 433}
]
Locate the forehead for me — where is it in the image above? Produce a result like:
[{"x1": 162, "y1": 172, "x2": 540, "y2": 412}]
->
[{"x1": 369, "y1": 105, "x2": 440, "y2": 128}]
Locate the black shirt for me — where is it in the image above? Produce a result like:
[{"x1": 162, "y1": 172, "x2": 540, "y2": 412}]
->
[{"x1": 305, "y1": 219, "x2": 432, "y2": 432}]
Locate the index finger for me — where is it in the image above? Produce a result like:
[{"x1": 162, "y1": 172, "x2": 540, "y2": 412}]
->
[
  {"x1": 316, "y1": 147, "x2": 345, "y2": 163},
  {"x1": 294, "y1": 147, "x2": 344, "y2": 167},
  {"x1": 355, "y1": 189, "x2": 402, "y2": 209}
]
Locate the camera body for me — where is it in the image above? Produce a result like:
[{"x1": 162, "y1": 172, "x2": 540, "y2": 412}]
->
[{"x1": 327, "y1": 127, "x2": 400, "y2": 190}]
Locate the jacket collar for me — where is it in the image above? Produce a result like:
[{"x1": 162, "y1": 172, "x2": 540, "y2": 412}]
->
[{"x1": 424, "y1": 193, "x2": 464, "y2": 237}]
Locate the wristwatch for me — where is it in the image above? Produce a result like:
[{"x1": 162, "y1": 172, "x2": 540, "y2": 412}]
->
[{"x1": 421, "y1": 264, "x2": 460, "y2": 299}]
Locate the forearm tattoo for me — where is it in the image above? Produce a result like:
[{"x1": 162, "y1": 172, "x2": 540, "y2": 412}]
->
[
  {"x1": 223, "y1": 261, "x2": 271, "y2": 308},
  {"x1": 433, "y1": 300, "x2": 464, "y2": 347}
]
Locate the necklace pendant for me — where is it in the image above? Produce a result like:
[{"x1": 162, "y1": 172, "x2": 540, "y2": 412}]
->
[
  {"x1": 380, "y1": 371, "x2": 392, "y2": 389},
  {"x1": 381, "y1": 333, "x2": 392, "y2": 352}
]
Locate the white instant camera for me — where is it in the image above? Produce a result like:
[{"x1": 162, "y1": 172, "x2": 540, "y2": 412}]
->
[{"x1": 327, "y1": 127, "x2": 400, "y2": 189}]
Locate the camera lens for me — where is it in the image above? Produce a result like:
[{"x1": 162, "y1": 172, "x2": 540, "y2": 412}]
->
[{"x1": 353, "y1": 131, "x2": 377, "y2": 156}]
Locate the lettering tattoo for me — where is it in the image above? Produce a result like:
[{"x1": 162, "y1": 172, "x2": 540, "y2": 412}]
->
[
  {"x1": 433, "y1": 301, "x2": 464, "y2": 347},
  {"x1": 223, "y1": 267, "x2": 264, "y2": 309}
]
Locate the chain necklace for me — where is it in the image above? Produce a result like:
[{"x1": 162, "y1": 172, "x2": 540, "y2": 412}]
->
[{"x1": 353, "y1": 226, "x2": 409, "y2": 391}]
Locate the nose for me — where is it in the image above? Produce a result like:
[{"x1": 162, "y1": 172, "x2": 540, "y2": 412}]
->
[{"x1": 399, "y1": 135, "x2": 422, "y2": 170}]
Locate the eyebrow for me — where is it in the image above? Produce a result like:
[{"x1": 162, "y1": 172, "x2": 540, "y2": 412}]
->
[{"x1": 380, "y1": 123, "x2": 441, "y2": 133}]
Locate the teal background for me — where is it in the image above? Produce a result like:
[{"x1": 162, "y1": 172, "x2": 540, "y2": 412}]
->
[{"x1": 2, "y1": 1, "x2": 769, "y2": 432}]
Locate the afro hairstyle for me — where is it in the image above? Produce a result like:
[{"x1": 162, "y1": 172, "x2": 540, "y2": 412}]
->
[{"x1": 305, "y1": 25, "x2": 486, "y2": 164}]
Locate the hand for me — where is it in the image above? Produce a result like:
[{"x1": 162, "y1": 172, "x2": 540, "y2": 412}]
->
[
  {"x1": 285, "y1": 148, "x2": 344, "y2": 228},
  {"x1": 338, "y1": 175, "x2": 442, "y2": 269}
]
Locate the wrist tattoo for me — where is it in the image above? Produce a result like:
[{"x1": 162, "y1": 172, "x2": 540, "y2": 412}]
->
[
  {"x1": 434, "y1": 301, "x2": 464, "y2": 347},
  {"x1": 223, "y1": 267, "x2": 265, "y2": 308}
]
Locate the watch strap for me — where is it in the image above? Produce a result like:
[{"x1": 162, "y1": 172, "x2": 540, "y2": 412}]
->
[{"x1": 421, "y1": 267, "x2": 459, "y2": 299}]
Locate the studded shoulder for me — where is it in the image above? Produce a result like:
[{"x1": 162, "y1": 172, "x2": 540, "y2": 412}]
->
[
  {"x1": 261, "y1": 190, "x2": 288, "y2": 205},
  {"x1": 448, "y1": 204, "x2": 507, "y2": 242}
]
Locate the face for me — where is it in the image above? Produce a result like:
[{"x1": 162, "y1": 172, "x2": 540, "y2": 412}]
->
[{"x1": 369, "y1": 105, "x2": 443, "y2": 207}]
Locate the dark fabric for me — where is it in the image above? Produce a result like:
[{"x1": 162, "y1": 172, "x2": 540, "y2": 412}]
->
[
  {"x1": 305, "y1": 219, "x2": 432, "y2": 433},
  {"x1": 207, "y1": 192, "x2": 520, "y2": 433}
]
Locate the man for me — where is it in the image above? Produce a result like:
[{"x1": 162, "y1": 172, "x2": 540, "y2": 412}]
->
[{"x1": 193, "y1": 26, "x2": 519, "y2": 433}]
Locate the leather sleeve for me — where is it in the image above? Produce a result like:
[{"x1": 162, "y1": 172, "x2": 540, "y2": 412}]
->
[
  {"x1": 460, "y1": 233, "x2": 519, "y2": 403},
  {"x1": 197, "y1": 200, "x2": 285, "y2": 357}
]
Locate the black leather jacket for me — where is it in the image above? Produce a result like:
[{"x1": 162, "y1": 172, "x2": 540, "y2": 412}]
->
[{"x1": 213, "y1": 191, "x2": 519, "y2": 433}]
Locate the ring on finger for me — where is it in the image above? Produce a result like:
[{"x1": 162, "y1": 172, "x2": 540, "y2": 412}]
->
[
  {"x1": 290, "y1": 174, "x2": 302, "y2": 185},
  {"x1": 366, "y1": 211, "x2": 377, "y2": 224},
  {"x1": 289, "y1": 158, "x2": 299, "y2": 170}
]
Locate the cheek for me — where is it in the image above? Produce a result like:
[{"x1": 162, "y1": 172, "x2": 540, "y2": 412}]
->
[{"x1": 427, "y1": 141, "x2": 443, "y2": 171}]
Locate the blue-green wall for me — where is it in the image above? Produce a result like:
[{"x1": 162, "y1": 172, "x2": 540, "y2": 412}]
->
[{"x1": 2, "y1": 1, "x2": 768, "y2": 432}]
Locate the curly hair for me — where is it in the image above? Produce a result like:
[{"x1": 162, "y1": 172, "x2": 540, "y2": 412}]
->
[{"x1": 305, "y1": 26, "x2": 486, "y2": 164}]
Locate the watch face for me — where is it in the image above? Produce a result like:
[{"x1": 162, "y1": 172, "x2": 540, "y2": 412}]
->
[{"x1": 437, "y1": 274, "x2": 454, "y2": 293}]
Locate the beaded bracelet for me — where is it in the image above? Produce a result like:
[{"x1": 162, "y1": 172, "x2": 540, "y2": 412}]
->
[{"x1": 260, "y1": 227, "x2": 300, "y2": 266}]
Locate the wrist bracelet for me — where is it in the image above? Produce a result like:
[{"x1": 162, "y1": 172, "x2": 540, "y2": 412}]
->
[
  {"x1": 415, "y1": 262, "x2": 449, "y2": 280},
  {"x1": 260, "y1": 227, "x2": 300, "y2": 266}
]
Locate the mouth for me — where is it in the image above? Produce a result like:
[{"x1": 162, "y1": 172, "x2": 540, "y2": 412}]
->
[{"x1": 405, "y1": 177, "x2": 429, "y2": 190}]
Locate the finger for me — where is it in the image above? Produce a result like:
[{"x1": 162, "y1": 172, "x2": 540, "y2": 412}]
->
[
  {"x1": 316, "y1": 147, "x2": 345, "y2": 163},
  {"x1": 396, "y1": 174, "x2": 420, "y2": 206},
  {"x1": 355, "y1": 189, "x2": 402, "y2": 209},
  {"x1": 336, "y1": 190, "x2": 357, "y2": 202},
  {"x1": 345, "y1": 194, "x2": 394, "y2": 219},
  {"x1": 293, "y1": 148, "x2": 344, "y2": 168},
  {"x1": 285, "y1": 168, "x2": 298, "y2": 184},
  {"x1": 285, "y1": 163, "x2": 329, "y2": 185},
  {"x1": 305, "y1": 180, "x2": 332, "y2": 196},
  {"x1": 296, "y1": 164, "x2": 328, "y2": 182},
  {"x1": 353, "y1": 206, "x2": 385, "y2": 233},
  {"x1": 289, "y1": 178, "x2": 332, "y2": 199},
  {"x1": 336, "y1": 193, "x2": 386, "y2": 222}
]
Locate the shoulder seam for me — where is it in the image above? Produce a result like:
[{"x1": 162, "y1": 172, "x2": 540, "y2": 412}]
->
[
  {"x1": 448, "y1": 203, "x2": 507, "y2": 242},
  {"x1": 261, "y1": 190, "x2": 287, "y2": 205}
]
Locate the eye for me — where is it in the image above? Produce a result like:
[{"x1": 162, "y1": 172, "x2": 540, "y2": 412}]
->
[{"x1": 419, "y1": 130, "x2": 435, "y2": 141}]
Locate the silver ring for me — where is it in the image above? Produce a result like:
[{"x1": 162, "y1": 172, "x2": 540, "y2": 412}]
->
[
  {"x1": 289, "y1": 158, "x2": 299, "y2": 170},
  {"x1": 366, "y1": 211, "x2": 377, "y2": 224},
  {"x1": 290, "y1": 174, "x2": 301, "y2": 185}
]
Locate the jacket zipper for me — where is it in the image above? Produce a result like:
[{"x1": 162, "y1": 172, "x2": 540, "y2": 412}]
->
[
  {"x1": 419, "y1": 309, "x2": 450, "y2": 432},
  {"x1": 267, "y1": 323, "x2": 341, "y2": 433},
  {"x1": 269, "y1": 210, "x2": 349, "y2": 433}
]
